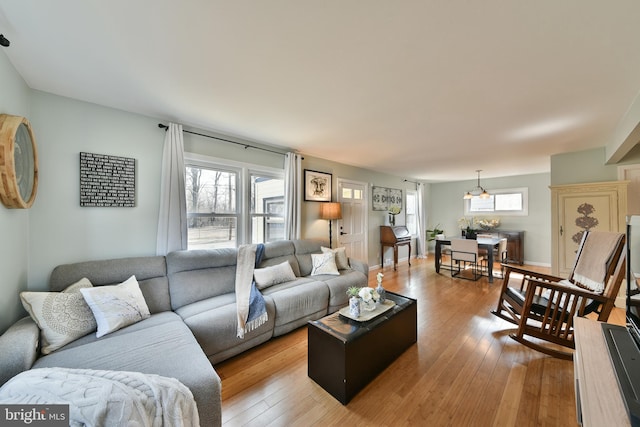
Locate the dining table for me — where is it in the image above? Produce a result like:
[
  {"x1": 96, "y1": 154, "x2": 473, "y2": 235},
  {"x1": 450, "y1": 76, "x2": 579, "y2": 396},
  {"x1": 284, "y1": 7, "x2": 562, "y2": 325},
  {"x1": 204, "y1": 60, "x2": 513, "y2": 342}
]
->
[{"x1": 435, "y1": 236, "x2": 502, "y2": 283}]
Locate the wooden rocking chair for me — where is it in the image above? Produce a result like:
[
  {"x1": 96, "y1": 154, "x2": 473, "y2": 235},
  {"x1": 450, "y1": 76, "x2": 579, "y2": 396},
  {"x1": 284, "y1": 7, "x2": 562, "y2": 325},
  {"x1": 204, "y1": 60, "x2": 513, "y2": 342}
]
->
[{"x1": 492, "y1": 230, "x2": 626, "y2": 360}]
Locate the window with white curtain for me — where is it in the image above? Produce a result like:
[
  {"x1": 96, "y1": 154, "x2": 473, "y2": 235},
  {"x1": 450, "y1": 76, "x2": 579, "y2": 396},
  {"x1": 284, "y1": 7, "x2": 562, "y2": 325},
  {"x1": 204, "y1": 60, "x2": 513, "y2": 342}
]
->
[
  {"x1": 185, "y1": 154, "x2": 285, "y2": 249},
  {"x1": 406, "y1": 190, "x2": 418, "y2": 236}
]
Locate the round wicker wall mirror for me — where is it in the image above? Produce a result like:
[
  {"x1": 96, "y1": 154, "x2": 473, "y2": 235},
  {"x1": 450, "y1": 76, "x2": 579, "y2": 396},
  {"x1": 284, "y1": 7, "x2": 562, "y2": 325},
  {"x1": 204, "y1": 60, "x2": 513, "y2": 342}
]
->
[{"x1": 0, "y1": 114, "x2": 39, "y2": 208}]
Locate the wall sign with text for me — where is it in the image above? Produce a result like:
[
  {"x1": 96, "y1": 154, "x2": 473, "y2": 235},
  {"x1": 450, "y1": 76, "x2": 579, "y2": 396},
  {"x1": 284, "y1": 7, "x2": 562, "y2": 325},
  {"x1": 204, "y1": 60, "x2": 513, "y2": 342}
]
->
[
  {"x1": 80, "y1": 152, "x2": 136, "y2": 207},
  {"x1": 372, "y1": 186, "x2": 402, "y2": 211}
]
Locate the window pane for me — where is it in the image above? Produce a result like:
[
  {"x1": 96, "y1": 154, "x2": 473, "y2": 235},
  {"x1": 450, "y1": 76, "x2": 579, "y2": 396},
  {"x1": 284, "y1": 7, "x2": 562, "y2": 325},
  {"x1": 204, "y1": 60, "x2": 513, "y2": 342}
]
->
[
  {"x1": 342, "y1": 188, "x2": 353, "y2": 199},
  {"x1": 251, "y1": 174, "x2": 284, "y2": 214},
  {"x1": 406, "y1": 194, "x2": 416, "y2": 215},
  {"x1": 406, "y1": 192, "x2": 418, "y2": 235},
  {"x1": 353, "y1": 189, "x2": 363, "y2": 199},
  {"x1": 251, "y1": 173, "x2": 284, "y2": 243},
  {"x1": 186, "y1": 166, "x2": 236, "y2": 214},
  {"x1": 187, "y1": 216, "x2": 237, "y2": 249},
  {"x1": 251, "y1": 213, "x2": 284, "y2": 244},
  {"x1": 495, "y1": 193, "x2": 522, "y2": 211},
  {"x1": 469, "y1": 195, "x2": 495, "y2": 212},
  {"x1": 186, "y1": 165, "x2": 238, "y2": 249}
]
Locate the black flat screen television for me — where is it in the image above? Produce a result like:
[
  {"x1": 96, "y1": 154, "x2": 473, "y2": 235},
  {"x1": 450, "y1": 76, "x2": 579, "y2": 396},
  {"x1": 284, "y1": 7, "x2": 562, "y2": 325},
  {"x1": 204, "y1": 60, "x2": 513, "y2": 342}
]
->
[{"x1": 602, "y1": 215, "x2": 640, "y2": 427}]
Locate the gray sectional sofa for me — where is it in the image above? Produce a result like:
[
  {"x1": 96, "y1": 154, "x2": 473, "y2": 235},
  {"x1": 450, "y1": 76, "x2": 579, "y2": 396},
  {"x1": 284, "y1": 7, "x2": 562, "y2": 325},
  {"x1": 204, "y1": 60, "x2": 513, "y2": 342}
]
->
[{"x1": 0, "y1": 239, "x2": 369, "y2": 426}]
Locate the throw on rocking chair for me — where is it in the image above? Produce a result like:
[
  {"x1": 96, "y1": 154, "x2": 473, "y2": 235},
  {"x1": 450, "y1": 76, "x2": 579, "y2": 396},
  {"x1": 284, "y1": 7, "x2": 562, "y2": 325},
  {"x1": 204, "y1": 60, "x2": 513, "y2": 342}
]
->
[{"x1": 492, "y1": 230, "x2": 626, "y2": 360}]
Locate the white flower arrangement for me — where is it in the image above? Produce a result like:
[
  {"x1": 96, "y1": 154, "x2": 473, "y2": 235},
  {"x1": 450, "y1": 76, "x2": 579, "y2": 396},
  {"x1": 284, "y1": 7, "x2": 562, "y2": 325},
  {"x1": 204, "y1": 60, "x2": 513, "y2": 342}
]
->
[
  {"x1": 347, "y1": 286, "x2": 380, "y2": 302},
  {"x1": 458, "y1": 216, "x2": 476, "y2": 230},
  {"x1": 376, "y1": 272, "x2": 384, "y2": 283},
  {"x1": 359, "y1": 287, "x2": 380, "y2": 302},
  {"x1": 388, "y1": 206, "x2": 401, "y2": 215}
]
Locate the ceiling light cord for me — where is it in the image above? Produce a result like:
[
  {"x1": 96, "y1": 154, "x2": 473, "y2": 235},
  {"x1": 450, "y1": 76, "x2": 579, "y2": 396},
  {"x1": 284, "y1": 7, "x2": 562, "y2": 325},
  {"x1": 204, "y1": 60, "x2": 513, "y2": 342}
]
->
[{"x1": 464, "y1": 170, "x2": 490, "y2": 199}]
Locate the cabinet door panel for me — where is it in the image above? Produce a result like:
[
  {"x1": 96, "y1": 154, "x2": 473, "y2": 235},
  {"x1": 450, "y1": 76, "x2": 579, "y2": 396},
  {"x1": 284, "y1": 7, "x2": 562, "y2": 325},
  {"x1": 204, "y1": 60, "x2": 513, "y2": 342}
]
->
[{"x1": 557, "y1": 190, "x2": 618, "y2": 276}]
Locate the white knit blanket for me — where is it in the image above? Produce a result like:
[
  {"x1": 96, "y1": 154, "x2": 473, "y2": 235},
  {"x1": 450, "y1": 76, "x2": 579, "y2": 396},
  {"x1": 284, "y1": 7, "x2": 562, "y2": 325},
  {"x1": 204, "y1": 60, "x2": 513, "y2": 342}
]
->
[{"x1": 0, "y1": 368, "x2": 199, "y2": 427}]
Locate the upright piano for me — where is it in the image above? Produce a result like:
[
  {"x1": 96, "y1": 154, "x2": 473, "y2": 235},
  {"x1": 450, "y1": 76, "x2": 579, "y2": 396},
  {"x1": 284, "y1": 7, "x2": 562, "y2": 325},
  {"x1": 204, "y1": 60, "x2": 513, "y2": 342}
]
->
[{"x1": 380, "y1": 225, "x2": 411, "y2": 271}]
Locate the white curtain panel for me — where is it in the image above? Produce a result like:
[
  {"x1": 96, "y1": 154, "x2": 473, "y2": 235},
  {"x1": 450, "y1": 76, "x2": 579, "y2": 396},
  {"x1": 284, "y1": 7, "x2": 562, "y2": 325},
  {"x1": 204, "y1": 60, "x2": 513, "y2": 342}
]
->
[
  {"x1": 156, "y1": 123, "x2": 187, "y2": 255},
  {"x1": 284, "y1": 152, "x2": 302, "y2": 240},
  {"x1": 416, "y1": 182, "x2": 427, "y2": 258}
]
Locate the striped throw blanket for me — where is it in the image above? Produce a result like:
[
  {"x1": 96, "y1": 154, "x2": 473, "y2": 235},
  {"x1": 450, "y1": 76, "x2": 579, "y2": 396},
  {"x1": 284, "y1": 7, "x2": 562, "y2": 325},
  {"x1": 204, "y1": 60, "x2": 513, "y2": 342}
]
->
[{"x1": 236, "y1": 243, "x2": 268, "y2": 338}]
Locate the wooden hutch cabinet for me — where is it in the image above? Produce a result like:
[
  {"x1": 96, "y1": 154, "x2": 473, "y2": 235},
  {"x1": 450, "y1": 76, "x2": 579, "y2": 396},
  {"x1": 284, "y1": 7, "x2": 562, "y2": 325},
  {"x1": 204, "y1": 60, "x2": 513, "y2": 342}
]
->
[{"x1": 550, "y1": 180, "x2": 628, "y2": 277}]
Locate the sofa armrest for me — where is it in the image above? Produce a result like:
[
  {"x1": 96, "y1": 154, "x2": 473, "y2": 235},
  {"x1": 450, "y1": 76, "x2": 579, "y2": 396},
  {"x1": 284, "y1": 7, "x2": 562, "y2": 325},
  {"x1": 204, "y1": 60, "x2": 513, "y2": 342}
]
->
[
  {"x1": 0, "y1": 316, "x2": 39, "y2": 386},
  {"x1": 348, "y1": 258, "x2": 369, "y2": 277}
]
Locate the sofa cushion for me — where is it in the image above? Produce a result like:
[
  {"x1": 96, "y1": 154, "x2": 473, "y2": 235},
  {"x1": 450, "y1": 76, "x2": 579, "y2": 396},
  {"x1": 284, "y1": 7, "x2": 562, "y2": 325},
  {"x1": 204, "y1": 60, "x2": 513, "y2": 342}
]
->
[
  {"x1": 178, "y1": 297, "x2": 276, "y2": 364},
  {"x1": 80, "y1": 275, "x2": 151, "y2": 337},
  {"x1": 20, "y1": 278, "x2": 96, "y2": 355},
  {"x1": 56, "y1": 311, "x2": 182, "y2": 351},
  {"x1": 315, "y1": 269, "x2": 369, "y2": 311},
  {"x1": 261, "y1": 280, "x2": 329, "y2": 329},
  {"x1": 292, "y1": 239, "x2": 324, "y2": 276},
  {"x1": 167, "y1": 249, "x2": 238, "y2": 310},
  {"x1": 260, "y1": 240, "x2": 302, "y2": 277},
  {"x1": 49, "y1": 256, "x2": 170, "y2": 314},
  {"x1": 254, "y1": 261, "x2": 297, "y2": 289},
  {"x1": 321, "y1": 246, "x2": 350, "y2": 270},
  {"x1": 33, "y1": 312, "x2": 221, "y2": 427},
  {"x1": 174, "y1": 293, "x2": 236, "y2": 320}
]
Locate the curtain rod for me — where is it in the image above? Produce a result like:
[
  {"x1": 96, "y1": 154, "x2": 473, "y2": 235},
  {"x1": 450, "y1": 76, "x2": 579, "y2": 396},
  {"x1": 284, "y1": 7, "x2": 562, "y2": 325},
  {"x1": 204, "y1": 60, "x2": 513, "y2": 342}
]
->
[
  {"x1": 158, "y1": 123, "x2": 291, "y2": 157},
  {"x1": 403, "y1": 179, "x2": 418, "y2": 184}
]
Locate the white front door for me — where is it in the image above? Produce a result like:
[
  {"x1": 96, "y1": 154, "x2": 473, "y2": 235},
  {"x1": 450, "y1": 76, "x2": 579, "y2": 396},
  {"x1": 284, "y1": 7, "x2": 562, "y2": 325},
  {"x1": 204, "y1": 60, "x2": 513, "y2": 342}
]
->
[{"x1": 337, "y1": 179, "x2": 368, "y2": 263}]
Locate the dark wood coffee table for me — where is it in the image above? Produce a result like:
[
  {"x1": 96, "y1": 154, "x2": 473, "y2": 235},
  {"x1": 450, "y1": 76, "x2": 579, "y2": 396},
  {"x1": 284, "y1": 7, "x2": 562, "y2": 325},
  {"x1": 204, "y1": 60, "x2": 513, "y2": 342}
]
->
[{"x1": 307, "y1": 291, "x2": 417, "y2": 404}]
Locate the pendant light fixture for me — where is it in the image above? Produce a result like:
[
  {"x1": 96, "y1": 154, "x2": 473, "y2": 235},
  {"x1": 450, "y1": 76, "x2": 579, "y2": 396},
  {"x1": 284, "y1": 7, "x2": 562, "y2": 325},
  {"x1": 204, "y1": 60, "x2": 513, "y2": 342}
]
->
[{"x1": 464, "y1": 170, "x2": 490, "y2": 200}]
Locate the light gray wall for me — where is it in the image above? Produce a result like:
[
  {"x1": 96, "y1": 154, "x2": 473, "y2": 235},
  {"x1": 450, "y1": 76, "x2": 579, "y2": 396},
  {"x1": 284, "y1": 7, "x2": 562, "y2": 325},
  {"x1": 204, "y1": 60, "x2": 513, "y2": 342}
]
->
[
  {"x1": 27, "y1": 91, "x2": 164, "y2": 289},
  {"x1": 550, "y1": 147, "x2": 619, "y2": 185},
  {"x1": 428, "y1": 173, "x2": 551, "y2": 265},
  {"x1": 183, "y1": 127, "x2": 286, "y2": 170},
  {"x1": 0, "y1": 51, "x2": 32, "y2": 333},
  {"x1": 550, "y1": 145, "x2": 640, "y2": 186}
]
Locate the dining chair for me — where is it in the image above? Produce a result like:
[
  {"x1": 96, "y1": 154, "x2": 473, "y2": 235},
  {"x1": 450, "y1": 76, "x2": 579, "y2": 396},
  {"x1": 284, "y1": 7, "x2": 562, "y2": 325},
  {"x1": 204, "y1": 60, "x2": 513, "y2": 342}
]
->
[
  {"x1": 476, "y1": 233, "x2": 493, "y2": 274},
  {"x1": 450, "y1": 238, "x2": 484, "y2": 281},
  {"x1": 497, "y1": 238, "x2": 508, "y2": 277}
]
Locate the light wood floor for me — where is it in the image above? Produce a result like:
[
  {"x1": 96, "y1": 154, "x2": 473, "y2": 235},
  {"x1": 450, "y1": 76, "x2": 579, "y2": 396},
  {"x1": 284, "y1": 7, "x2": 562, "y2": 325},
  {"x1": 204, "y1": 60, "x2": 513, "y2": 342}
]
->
[{"x1": 215, "y1": 256, "x2": 625, "y2": 426}]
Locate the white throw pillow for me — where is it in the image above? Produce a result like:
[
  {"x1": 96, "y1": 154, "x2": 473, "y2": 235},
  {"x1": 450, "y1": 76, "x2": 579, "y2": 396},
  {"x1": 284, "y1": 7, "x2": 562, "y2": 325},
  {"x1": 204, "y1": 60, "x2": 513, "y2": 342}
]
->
[
  {"x1": 80, "y1": 275, "x2": 150, "y2": 338},
  {"x1": 321, "y1": 246, "x2": 350, "y2": 270},
  {"x1": 310, "y1": 252, "x2": 340, "y2": 276},
  {"x1": 253, "y1": 261, "x2": 297, "y2": 290},
  {"x1": 20, "y1": 278, "x2": 97, "y2": 354}
]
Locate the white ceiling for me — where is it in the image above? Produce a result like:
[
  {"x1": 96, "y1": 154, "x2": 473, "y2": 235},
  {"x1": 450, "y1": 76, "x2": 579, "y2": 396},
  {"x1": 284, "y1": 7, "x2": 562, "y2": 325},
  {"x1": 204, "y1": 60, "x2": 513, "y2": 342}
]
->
[{"x1": 2, "y1": 1, "x2": 640, "y2": 182}]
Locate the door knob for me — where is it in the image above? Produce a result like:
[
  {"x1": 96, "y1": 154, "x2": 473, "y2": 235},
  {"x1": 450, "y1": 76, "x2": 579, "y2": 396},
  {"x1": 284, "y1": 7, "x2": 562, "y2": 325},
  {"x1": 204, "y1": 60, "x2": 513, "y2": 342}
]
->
[{"x1": 340, "y1": 231, "x2": 348, "y2": 235}]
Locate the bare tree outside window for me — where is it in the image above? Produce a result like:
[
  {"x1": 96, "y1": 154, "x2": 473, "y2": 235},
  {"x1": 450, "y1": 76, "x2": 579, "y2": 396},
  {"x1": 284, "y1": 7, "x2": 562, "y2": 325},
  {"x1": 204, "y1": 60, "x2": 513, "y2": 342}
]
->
[{"x1": 186, "y1": 166, "x2": 238, "y2": 249}]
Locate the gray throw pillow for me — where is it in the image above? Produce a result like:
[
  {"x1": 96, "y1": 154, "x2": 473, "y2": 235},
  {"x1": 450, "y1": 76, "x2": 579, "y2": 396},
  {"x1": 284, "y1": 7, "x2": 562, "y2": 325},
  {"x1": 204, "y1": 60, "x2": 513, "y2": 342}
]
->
[{"x1": 254, "y1": 261, "x2": 297, "y2": 290}]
